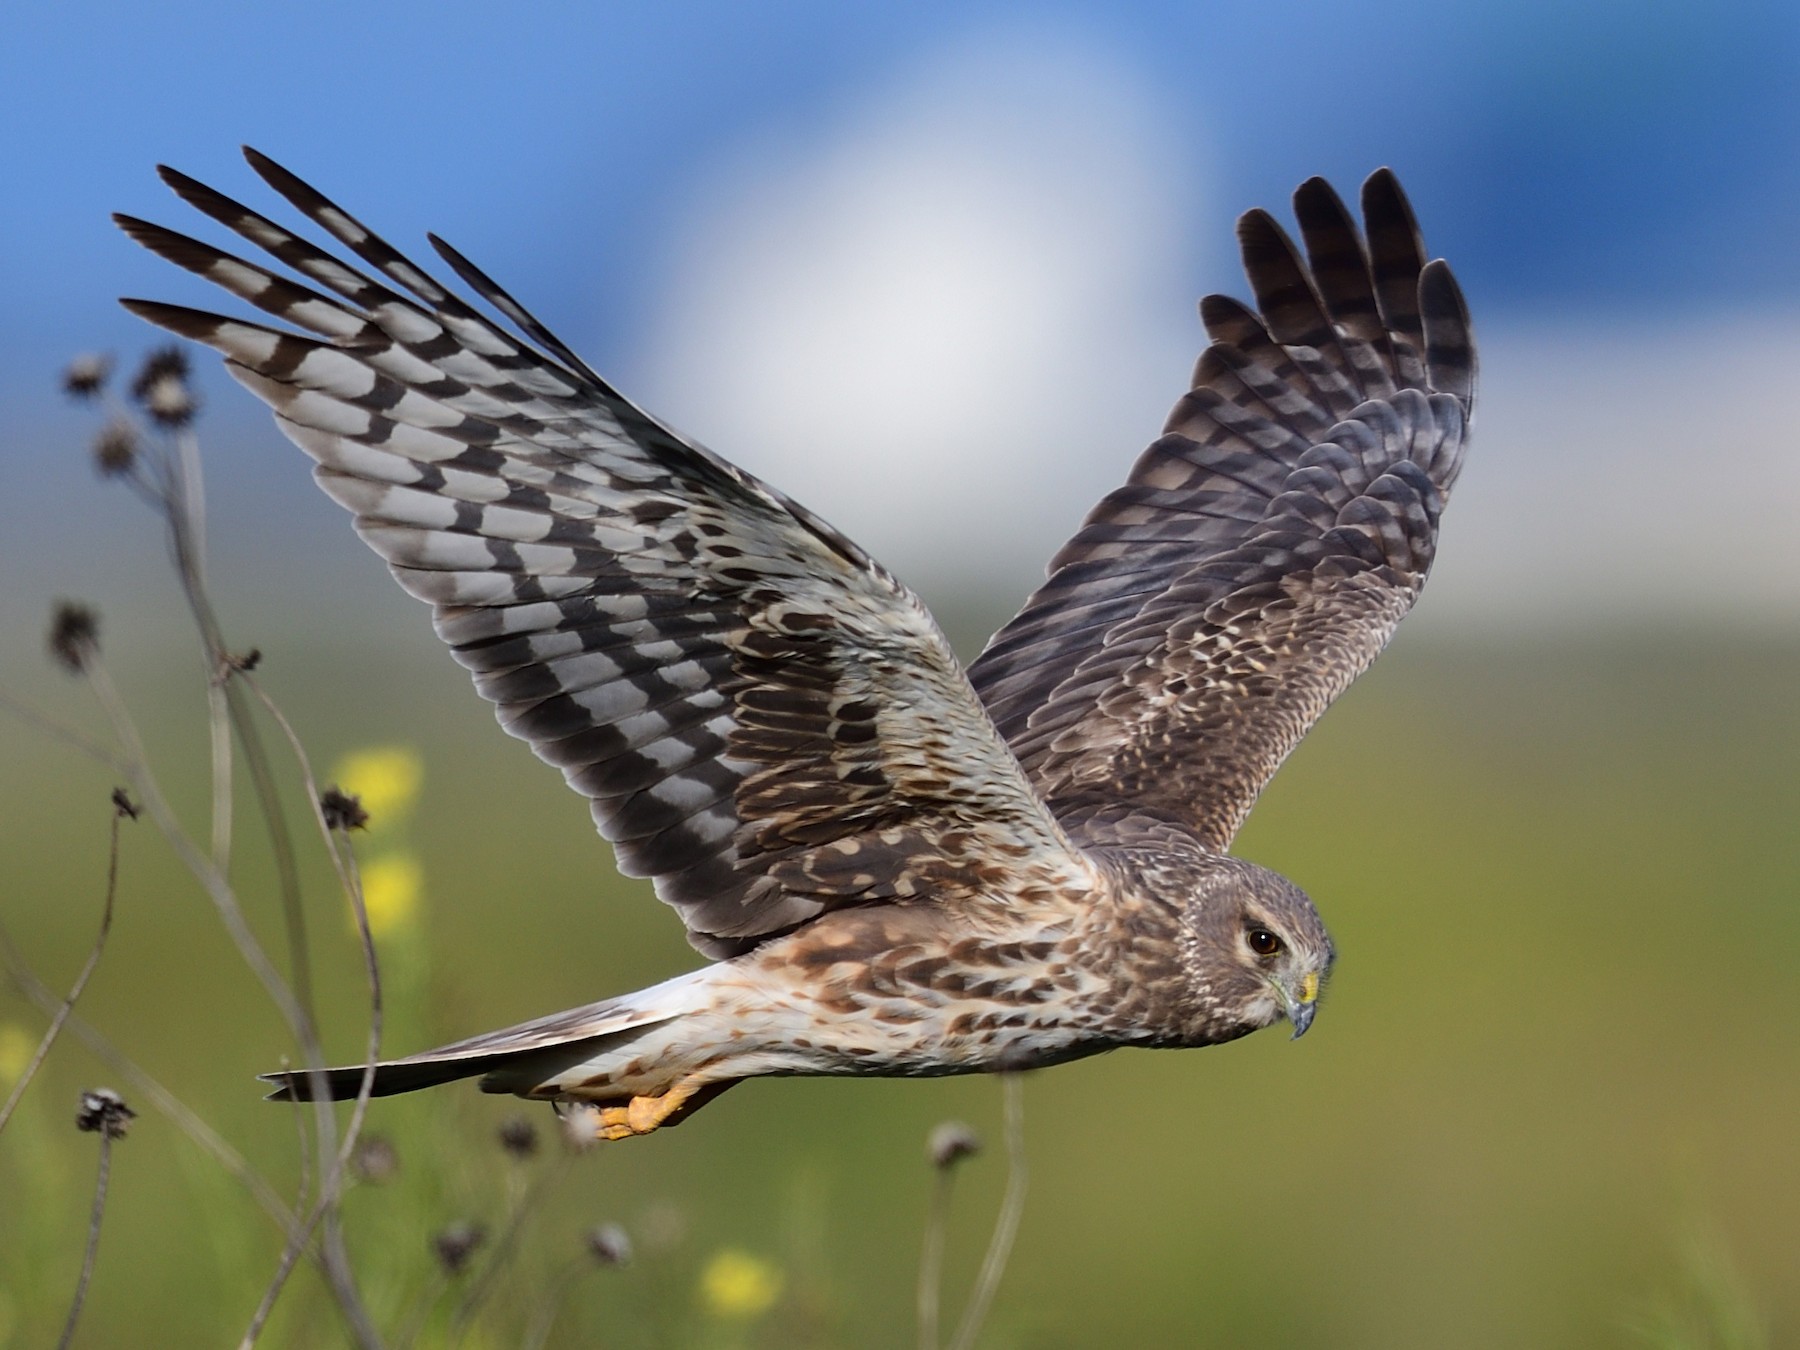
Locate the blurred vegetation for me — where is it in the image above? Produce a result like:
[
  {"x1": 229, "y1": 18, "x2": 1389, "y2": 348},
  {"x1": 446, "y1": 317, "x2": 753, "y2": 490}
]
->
[
  {"x1": 2, "y1": 614, "x2": 1793, "y2": 1347},
  {"x1": 0, "y1": 335, "x2": 1790, "y2": 1349}
]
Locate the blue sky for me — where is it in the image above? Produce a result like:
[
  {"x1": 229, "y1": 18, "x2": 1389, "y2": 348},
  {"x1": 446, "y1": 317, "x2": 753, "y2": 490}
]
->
[
  {"x1": 4, "y1": 0, "x2": 1800, "y2": 635},
  {"x1": 7, "y1": 0, "x2": 1799, "y2": 352}
]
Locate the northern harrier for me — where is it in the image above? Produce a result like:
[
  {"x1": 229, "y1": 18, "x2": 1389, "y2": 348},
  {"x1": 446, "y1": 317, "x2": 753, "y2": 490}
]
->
[{"x1": 119, "y1": 153, "x2": 1473, "y2": 1139}]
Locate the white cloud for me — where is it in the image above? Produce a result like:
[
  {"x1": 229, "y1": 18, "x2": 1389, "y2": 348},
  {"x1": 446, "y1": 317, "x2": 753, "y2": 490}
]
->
[
  {"x1": 628, "y1": 27, "x2": 1800, "y2": 632},
  {"x1": 630, "y1": 26, "x2": 1205, "y2": 607},
  {"x1": 1422, "y1": 317, "x2": 1800, "y2": 626}
]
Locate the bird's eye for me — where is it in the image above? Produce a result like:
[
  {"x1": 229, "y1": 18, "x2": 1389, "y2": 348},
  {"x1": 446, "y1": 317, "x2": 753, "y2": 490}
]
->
[{"x1": 1246, "y1": 927, "x2": 1283, "y2": 957}]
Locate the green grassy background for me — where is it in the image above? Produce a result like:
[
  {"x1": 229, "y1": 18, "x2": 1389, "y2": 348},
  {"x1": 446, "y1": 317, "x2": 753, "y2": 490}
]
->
[{"x1": 2, "y1": 617, "x2": 1795, "y2": 1348}]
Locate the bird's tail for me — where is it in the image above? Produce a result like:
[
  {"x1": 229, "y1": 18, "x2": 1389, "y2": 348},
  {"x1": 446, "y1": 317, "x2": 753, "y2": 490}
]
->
[{"x1": 261, "y1": 970, "x2": 712, "y2": 1102}]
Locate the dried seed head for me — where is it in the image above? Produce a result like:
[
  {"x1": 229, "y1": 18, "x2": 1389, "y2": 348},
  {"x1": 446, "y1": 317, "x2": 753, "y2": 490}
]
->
[
  {"x1": 75, "y1": 1088, "x2": 136, "y2": 1139},
  {"x1": 319, "y1": 787, "x2": 369, "y2": 832},
  {"x1": 432, "y1": 1221, "x2": 486, "y2": 1275},
  {"x1": 497, "y1": 1116, "x2": 539, "y2": 1159},
  {"x1": 350, "y1": 1134, "x2": 399, "y2": 1184},
  {"x1": 927, "y1": 1121, "x2": 981, "y2": 1170},
  {"x1": 229, "y1": 648, "x2": 263, "y2": 673},
  {"x1": 111, "y1": 788, "x2": 140, "y2": 821},
  {"x1": 585, "y1": 1222, "x2": 632, "y2": 1268},
  {"x1": 48, "y1": 602, "x2": 99, "y2": 674},
  {"x1": 92, "y1": 419, "x2": 139, "y2": 478},
  {"x1": 142, "y1": 373, "x2": 196, "y2": 428},
  {"x1": 62, "y1": 353, "x2": 112, "y2": 400},
  {"x1": 130, "y1": 345, "x2": 188, "y2": 401},
  {"x1": 131, "y1": 346, "x2": 196, "y2": 428}
]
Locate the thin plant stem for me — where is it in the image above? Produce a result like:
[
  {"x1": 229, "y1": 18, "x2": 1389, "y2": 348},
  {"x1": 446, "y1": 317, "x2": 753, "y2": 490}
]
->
[
  {"x1": 948, "y1": 1075, "x2": 1028, "y2": 1350},
  {"x1": 448, "y1": 1151, "x2": 576, "y2": 1343},
  {"x1": 80, "y1": 648, "x2": 360, "y2": 1304},
  {"x1": 238, "y1": 853, "x2": 383, "y2": 1350},
  {"x1": 242, "y1": 672, "x2": 383, "y2": 1002},
  {"x1": 219, "y1": 677, "x2": 315, "y2": 1031},
  {"x1": 66, "y1": 534, "x2": 349, "y2": 1337},
  {"x1": 0, "y1": 804, "x2": 124, "y2": 1136},
  {"x1": 918, "y1": 1165, "x2": 959, "y2": 1350},
  {"x1": 82, "y1": 647, "x2": 340, "y2": 1180},
  {"x1": 37, "y1": 392, "x2": 383, "y2": 1339},
  {"x1": 235, "y1": 674, "x2": 387, "y2": 1350},
  {"x1": 174, "y1": 424, "x2": 208, "y2": 589},
  {"x1": 80, "y1": 656, "x2": 309, "y2": 1036},
  {"x1": 186, "y1": 426, "x2": 233, "y2": 875},
  {"x1": 393, "y1": 1270, "x2": 451, "y2": 1350},
  {"x1": 240, "y1": 1184, "x2": 384, "y2": 1350},
  {"x1": 162, "y1": 424, "x2": 319, "y2": 1056},
  {"x1": 55, "y1": 1128, "x2": 116, "y2": 1350},
  {"x1": 0, "y1": 685, "x2": 131, "y2": 776},
  {"x1": 286, "y1": 1082, "x2": 316, "y2": 1225},
  {"x1": 207, "y1": 673, "x2": 234, "y2": 871},
  {"x1": 238, "y1": 834, "x2": 384, "y2": 1350},
  {"x1": 520, "y1": 1263, "x2": 585, "y2": 1350},
  {"x1": 159, "y1": 429, "x2": 349, "y2": 1296},
  {"x1": 149, "y1": 421, "x2": 381, "y2": 1346},
  {"x1": 0, "y1": 926, "x2": 300, "y2": 1237}
]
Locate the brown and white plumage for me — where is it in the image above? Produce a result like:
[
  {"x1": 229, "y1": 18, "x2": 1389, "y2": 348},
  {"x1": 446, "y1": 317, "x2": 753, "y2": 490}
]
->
[
  {"x1": 969, "y1": 174, "x2": 1473, "y2": 849},
  {"x1": 118, "y1": 151, "x2": 1473, "y2": 1135}
]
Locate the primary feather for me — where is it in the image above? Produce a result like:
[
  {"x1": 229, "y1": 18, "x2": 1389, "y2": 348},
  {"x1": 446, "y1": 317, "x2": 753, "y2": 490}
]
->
[
  {"x1": 120, "y1": 151, "x2": 1082, "y2": 960},
  {"x1": 967, "y1": 171, "x2": 1474, "y2": 849}
]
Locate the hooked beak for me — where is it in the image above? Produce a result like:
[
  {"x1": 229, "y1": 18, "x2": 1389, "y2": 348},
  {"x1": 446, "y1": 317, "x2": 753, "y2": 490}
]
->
[{"x1": 1276, "y1": 970, "x2": 1320, "y2": 1040}]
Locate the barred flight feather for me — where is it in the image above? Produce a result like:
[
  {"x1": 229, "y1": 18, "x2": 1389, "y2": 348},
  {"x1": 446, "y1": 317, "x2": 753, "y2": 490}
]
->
[
  {"x1": 121, "y1": 154, "x2": 1470, "y2": 954},
  {"x1": 967, "y1": 169, "x2": 1474, "y2": 850},
  {"x1": 120, "y1": 148, "x2": 1086, "y2": 958}
]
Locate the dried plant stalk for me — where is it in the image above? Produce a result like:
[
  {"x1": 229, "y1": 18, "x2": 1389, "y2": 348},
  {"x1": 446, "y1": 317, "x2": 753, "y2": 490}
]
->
[
  {"x1": 56, "y1": 1090, "x2": 136, "y2": 1350},
  {"x1": 948, "y1": 1075, "x2": 1028, "y2": 1350},
  {"x1": 0, "y1": 798, "x2": 127, "y2": 1136},
  {"x1": 0, "y1": 942, "x2": 297, "y2": 1234},
  {"x1": 54, "y1": 1125, "x2": 115, "y2": 1350}
]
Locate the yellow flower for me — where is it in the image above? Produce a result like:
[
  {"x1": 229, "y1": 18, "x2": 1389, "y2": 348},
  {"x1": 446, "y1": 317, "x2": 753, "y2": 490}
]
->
[
  {"x1": 359, "y1": 852, "x2": 423, "y2": 938},
  {"x1": 331, "y1": 746, "x2": 423, "y2": 827},
  {"x1": 699, "y1": 1248, "x2": 783, "y2": 1320},
  {"x1": 0, "y1": 1023, "x2": 36, "y2": 1085}
]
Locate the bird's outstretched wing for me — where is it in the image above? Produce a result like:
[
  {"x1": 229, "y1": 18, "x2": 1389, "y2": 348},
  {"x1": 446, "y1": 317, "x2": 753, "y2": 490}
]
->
[
  {"x1": 968, "y1": 171, "x2": 1475, "y2": 850},
  {"x1": 119, "y1": 149, "x2": 1088, "y2": 957}
]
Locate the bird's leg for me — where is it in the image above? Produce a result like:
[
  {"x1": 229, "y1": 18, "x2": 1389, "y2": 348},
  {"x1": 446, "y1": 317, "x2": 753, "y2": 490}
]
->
[{"x1": 593, "y1": 1074, "x2": 727, "y2": 1141}]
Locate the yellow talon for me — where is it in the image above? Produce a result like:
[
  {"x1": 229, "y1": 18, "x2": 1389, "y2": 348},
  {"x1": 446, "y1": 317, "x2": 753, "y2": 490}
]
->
[
  {"x1": 592, "y1": 1076, "x2": 708, "y2": 1141},
  {"x1": 595, "y1": 1106, "x2": 637, "y2": 1142}
]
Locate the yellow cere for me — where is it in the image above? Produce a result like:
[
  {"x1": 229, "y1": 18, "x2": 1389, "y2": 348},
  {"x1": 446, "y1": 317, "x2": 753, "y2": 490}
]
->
[
  {"x1": 1300, "y1": 971, "x2": 1319, "y2": 1004},
  {"x1": 330, "y1": 745, "x2": 423, "y2": 826},
  {"x1": 699, "y1": 1248, "x2": 784, "y2": 1320}
]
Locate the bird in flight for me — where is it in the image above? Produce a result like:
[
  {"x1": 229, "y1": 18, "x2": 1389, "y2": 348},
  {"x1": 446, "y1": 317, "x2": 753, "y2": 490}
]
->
[{"x1": 119, "y1": 151, "x2": 1473, "y2": 1141}]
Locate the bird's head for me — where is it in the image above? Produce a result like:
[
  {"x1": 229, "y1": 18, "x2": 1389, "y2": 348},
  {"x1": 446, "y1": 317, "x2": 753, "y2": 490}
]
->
[{"x1": 1179, "y1": 857, "x2": 1335, "y2": 1042}]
